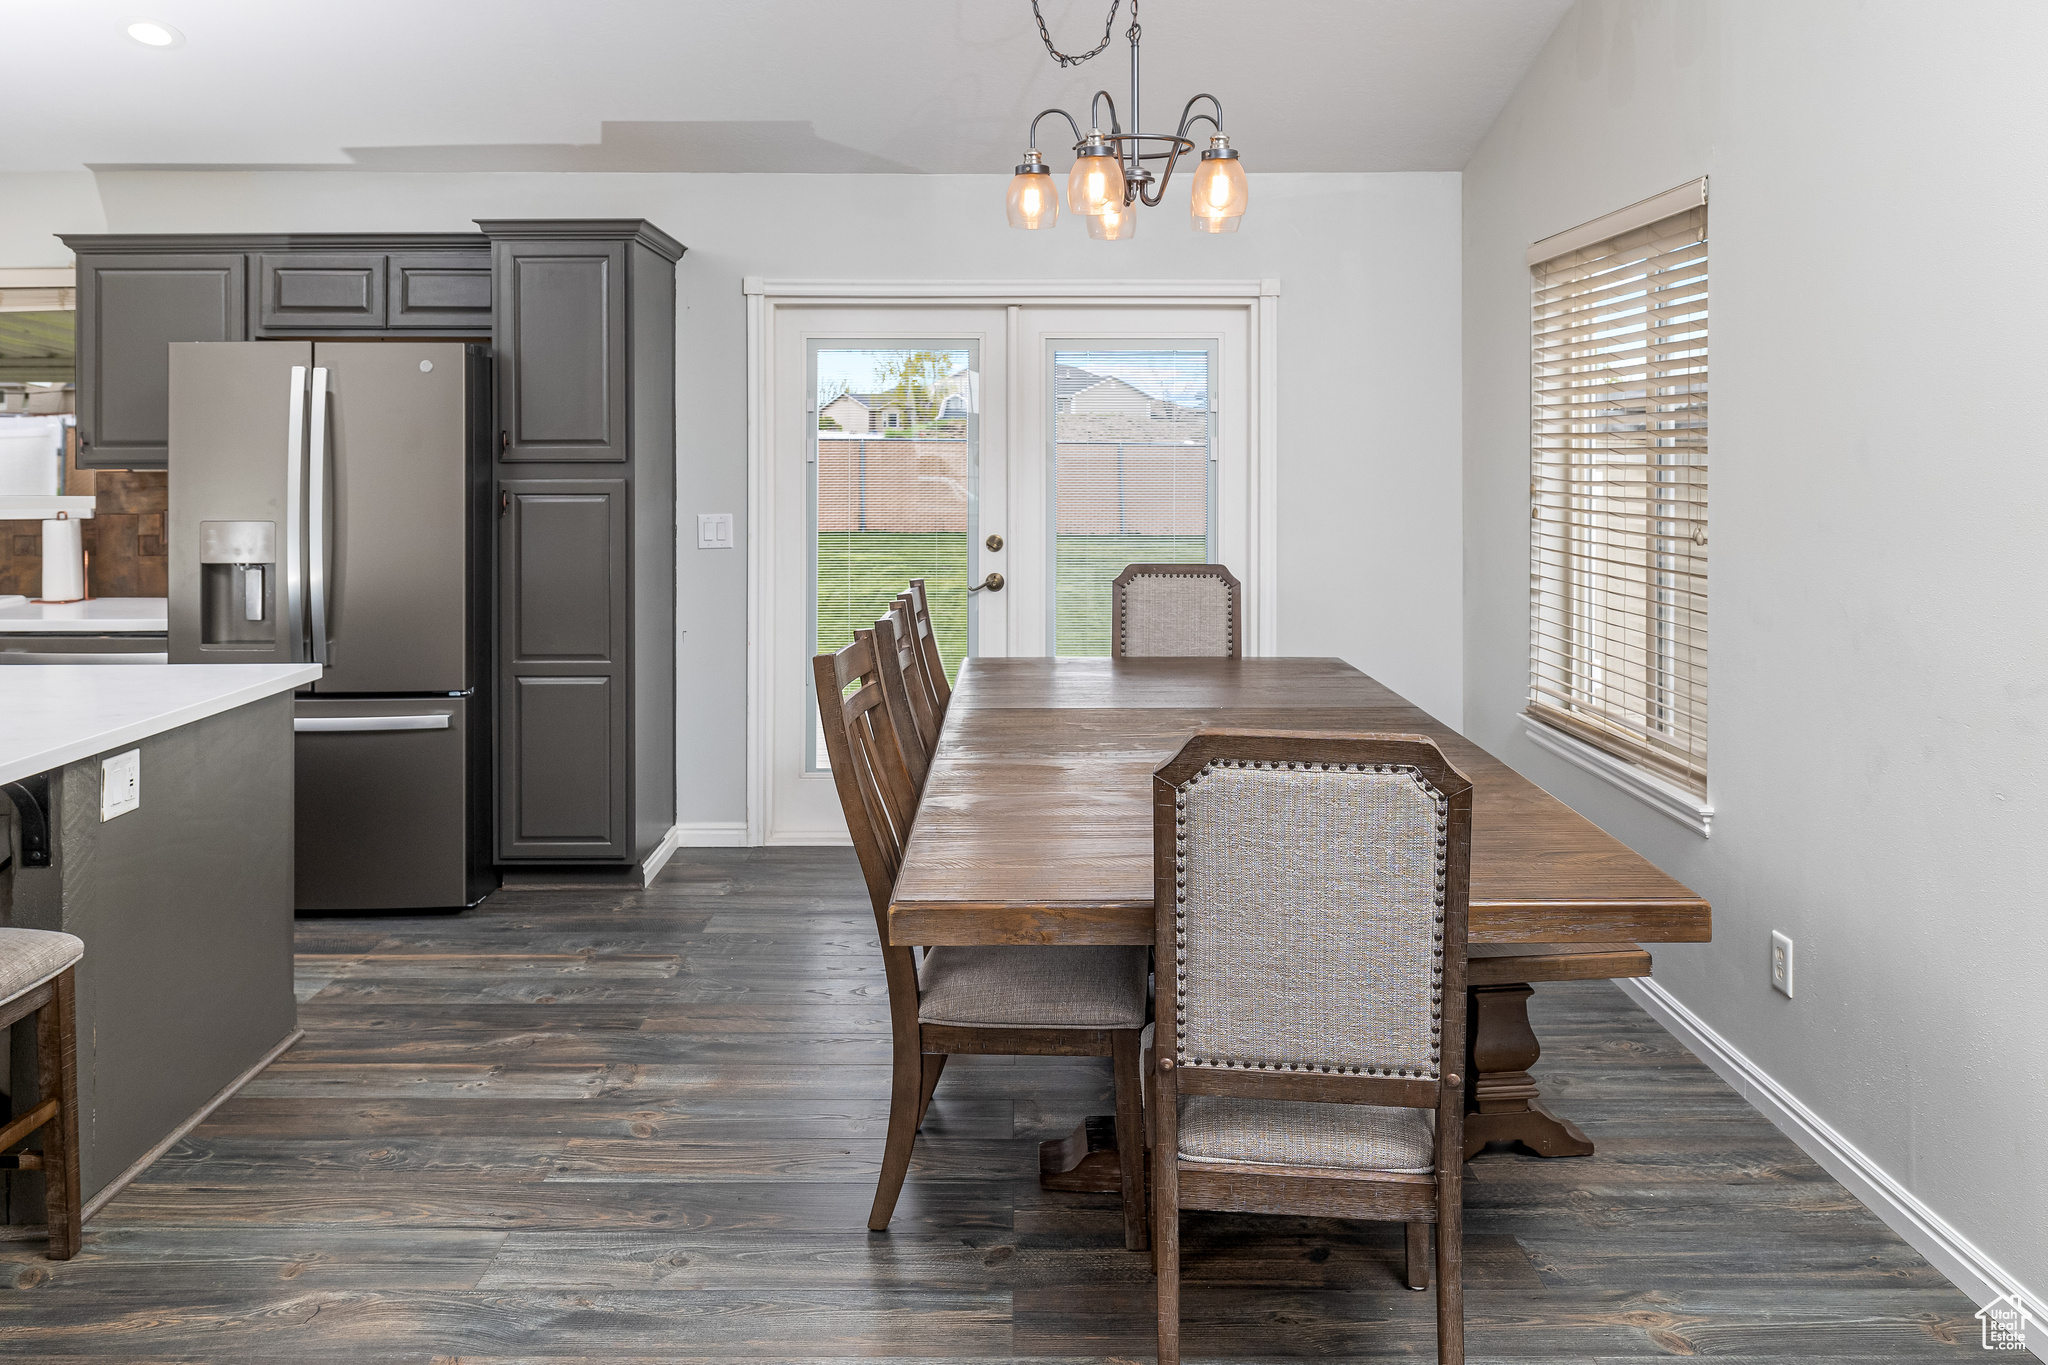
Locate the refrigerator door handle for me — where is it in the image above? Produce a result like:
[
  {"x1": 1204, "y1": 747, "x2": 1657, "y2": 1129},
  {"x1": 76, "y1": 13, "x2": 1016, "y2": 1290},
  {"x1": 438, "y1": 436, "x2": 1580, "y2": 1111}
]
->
[
  {"x1": 295, "y1": 715, "x2": 452, "y2": 733},
  {"x1": 283, "y1": 365, "x2": 309, "y2": 662},
  {"x1": 308, "y1": 366, "x2": 331, "y2": 667}
]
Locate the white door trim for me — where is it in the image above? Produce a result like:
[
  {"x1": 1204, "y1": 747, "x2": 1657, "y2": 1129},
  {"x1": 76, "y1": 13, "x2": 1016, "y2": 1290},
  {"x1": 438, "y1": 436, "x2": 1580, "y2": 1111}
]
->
[{"x1": 742, "y1": 278, "x2": 1281, "y2": 847}]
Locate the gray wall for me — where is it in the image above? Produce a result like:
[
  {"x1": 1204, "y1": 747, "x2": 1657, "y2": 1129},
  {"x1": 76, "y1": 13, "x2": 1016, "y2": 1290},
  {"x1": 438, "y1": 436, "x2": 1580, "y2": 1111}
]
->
[
  {"x1": 7, "y1": 168, "x2": 1466, "y2": 838},
  {"x1": 1462, "y1": 0, "x2": 2048, "y2": 1317}
]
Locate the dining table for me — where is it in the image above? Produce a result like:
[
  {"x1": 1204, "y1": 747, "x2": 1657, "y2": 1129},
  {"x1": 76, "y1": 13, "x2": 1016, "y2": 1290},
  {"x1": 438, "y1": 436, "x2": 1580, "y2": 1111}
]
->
[{"x1": 889, "y1": 655, "x2": 1713, "y2": 1186}]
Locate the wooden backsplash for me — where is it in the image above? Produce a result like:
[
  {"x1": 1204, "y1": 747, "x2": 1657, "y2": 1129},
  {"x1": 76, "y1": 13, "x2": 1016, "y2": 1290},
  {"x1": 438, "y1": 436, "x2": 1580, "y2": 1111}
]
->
[{"x1": 0, "y1": 470, "x2": 169, "y2": 599}]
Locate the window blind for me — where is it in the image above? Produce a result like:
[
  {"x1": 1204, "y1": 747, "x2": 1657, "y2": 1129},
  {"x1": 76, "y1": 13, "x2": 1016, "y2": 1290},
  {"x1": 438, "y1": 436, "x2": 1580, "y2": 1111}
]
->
[{"x1": 1528, "y1": 199, "x2": 1708, "y2": 794}]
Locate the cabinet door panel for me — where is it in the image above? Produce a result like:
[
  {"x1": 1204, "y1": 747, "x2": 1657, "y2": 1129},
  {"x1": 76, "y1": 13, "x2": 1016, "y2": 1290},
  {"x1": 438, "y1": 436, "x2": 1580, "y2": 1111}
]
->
[
  {"x1": 257, "y1": 253, "x2": 387, "y2": 330},
  {"x1": 78, "y1": 254, "x2": 246, "y2": 469},
  {"x1": 496, "y1": 242, "x2": 626, "y2": 461},
  {"x1": 389, "y1": 252, "x2": 492, "y2": 329},
  {"x1": 512, "y1": 677, "x2": 614, "y2": 843},
  {"x1": 497, "y1": 478, "x2": 630, "y2": 860}
]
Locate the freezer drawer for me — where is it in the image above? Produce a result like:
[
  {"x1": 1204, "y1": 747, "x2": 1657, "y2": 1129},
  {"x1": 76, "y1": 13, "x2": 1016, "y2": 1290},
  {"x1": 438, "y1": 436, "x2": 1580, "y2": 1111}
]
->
[{"x1": 294, "y1": 695, "x2": 484, "y2": 911}]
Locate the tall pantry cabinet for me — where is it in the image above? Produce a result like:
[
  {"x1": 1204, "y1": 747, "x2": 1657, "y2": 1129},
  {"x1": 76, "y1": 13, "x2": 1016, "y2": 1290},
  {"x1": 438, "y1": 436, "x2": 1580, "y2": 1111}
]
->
[{"x1": 480, "y1": 219, "x2": 681, "y2": 871}]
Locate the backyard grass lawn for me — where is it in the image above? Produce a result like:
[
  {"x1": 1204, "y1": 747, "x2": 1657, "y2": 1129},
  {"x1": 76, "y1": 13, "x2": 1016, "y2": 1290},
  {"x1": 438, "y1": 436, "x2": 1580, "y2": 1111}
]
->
[{"x1": 816, "y1": 532, "x2": 1207, "y2": 667}]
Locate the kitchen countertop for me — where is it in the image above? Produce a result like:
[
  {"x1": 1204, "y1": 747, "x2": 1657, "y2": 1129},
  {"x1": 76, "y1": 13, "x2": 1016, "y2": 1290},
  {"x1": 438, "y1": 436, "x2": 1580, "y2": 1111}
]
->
[
  {"x1": 0, "y1": 663, "x2": 320, "y2": 785},
  {"x1": 0, "y1": 596, "x2": 168, "y2": 634}
]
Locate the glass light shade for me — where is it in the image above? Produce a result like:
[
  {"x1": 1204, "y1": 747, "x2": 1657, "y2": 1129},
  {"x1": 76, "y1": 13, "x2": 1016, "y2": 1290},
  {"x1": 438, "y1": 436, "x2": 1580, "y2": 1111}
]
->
[
  {"x1": 1068, "y1": 153, "x2": 1127, "y2": 216},
  {"x1": 1190, "y1": 155, "x2": 1248, "y2": 232},
  {"x1": 1007, "y1": 172, "x2": 1058, "y2": 229},
  {"x1": 1086, "y1": 197, "x2": 1138, "y2": 240}
]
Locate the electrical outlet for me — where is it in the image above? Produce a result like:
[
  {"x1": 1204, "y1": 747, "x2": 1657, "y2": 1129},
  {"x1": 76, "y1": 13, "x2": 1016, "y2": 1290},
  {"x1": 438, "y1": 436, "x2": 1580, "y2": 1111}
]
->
[
  {"x1": 1770, "y1": 930, "x2": 1795, "y2": 998},
  {"x1": 101, "y1": 748, "x2": 140, "y2": 821},
  {"x1": 697, "y1": 513, "x2": 735, "y2": 549}
]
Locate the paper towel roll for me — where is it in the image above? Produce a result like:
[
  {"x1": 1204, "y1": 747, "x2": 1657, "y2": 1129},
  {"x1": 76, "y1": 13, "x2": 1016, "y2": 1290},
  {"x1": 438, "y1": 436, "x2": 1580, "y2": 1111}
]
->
[{"x1": 40, "y1": 513, "x2": 86, "y2": 603}]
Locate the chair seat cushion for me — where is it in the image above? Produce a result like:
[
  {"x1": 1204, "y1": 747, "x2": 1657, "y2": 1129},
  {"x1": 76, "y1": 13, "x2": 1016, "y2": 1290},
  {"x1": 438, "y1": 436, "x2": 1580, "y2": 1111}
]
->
[
  {"x1": 0, "y1": 928, "x2": 83, "y2": 1007},
  {"x1": 917, "y1": 945, "x2": 1149, "y2": 1030},
  {"x1": 1178, "y1": 1094, "x2": 1435, "y2": 1174}
]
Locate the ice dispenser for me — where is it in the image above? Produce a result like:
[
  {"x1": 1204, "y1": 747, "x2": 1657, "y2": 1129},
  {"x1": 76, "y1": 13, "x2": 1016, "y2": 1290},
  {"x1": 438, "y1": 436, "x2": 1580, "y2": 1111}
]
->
[{"x1": 198, "y1": 520, "x2": 277, "y2": 645}]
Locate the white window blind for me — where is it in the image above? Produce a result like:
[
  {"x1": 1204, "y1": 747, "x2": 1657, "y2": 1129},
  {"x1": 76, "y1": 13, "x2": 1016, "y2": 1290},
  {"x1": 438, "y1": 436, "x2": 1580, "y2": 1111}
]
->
[{"x1": 1528, "y1": 194, "x2": 1708, "y2": 794}]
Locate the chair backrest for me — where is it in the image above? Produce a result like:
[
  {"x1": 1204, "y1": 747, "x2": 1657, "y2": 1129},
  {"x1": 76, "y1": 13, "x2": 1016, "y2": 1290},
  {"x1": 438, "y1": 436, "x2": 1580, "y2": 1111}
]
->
[
  {"x1": 902, "y1": 578, "x2": 953, "y2": 714},
  {"x1": 1152, "y1": 729, "x2": 1472, "y2": 1115},
  {"x1": 873, "y1": 603, "x2": 934, "y2": 791},
  {"x1": 813, "y1": 631, "x2": 926, "y2": 1019},
  {"x1": 1112, "y1": 563, "x2": 1242, "y2": 659}
]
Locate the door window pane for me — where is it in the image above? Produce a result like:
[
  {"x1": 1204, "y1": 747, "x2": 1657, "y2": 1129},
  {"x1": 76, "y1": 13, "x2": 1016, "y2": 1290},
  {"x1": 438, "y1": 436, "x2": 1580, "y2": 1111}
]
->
[
  {"x1": 1051, "y1": 348, "x2": 1213, "y2": 655},
  {"x1": 811, "y1": 345, "x2": 975, "y2": 768}
]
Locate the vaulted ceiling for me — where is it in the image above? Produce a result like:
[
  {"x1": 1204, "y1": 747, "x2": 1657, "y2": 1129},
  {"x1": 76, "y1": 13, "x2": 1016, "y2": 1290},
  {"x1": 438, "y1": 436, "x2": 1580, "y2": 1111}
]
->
[{"x1": 0, "y1": 0, "x2": 1569, "y2": 174}]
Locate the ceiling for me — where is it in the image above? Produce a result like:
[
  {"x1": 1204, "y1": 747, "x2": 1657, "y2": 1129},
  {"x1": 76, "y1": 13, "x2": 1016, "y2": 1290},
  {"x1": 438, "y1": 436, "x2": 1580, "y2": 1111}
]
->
[{"x1": 0, "y1": 1, "x2": 1569, "y2": 175}]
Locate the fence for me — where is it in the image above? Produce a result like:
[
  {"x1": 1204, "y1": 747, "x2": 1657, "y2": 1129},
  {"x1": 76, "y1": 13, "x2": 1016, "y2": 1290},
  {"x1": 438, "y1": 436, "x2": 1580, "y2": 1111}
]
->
[{"x1": 817, "y1": 437, "x2": 1207, "y2": 536}]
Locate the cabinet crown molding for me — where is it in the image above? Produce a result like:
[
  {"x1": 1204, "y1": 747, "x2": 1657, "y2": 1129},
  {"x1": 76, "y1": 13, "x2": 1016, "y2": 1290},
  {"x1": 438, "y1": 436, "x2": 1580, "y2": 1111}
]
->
[
  {"x1": 60, "y1": 232, "x2": 489, "y2": 254},
  {"x1": 473, "y1": 219, "x2": 685, "y2": 263}
]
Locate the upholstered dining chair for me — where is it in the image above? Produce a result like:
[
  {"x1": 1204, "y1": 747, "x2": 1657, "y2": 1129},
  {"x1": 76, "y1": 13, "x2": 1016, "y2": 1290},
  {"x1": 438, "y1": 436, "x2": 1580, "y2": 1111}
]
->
[
  {"x1": 813, "y1": 633, "x2": 1152, "y2": 1249},
  {"x1": 876, "y1": 601, "x2": 939, "y2": 784},
  {"x1": 1148, "y1": 730, "x2": 1473, "y2": 1364},
  {"x1": 1111, "y1": 563, "x2": 1242, "y2": 658},
  {"x1": 899, "y1": 579, "x2": 952, "y2": 718},
  {"x1": 0, "y1": 928, "x2": 84, "y2": 1260}
]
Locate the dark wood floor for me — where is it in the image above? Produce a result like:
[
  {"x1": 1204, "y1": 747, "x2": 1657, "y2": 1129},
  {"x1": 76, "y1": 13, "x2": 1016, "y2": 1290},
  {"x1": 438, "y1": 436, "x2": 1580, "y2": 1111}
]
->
[{"x1": 1, "y1": 848, "x2": 1984, "y2": 1360}]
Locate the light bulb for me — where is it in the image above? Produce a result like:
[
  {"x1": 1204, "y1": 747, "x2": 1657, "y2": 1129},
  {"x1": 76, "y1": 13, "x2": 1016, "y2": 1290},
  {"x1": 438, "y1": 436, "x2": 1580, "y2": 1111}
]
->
[
  {"x1": 1007, "y1": 158, "x2": 1058, "y2": 230},
  {"x1": 124, "y1": 19, "x2": 183, "y2": 46},
  {"x1": 1086, "y1": 198, "x2": 1138, "y2": 240},
  {"x1": 1067, "y1": 138, "x2": 1127, "y2": 216},
  {"x1": 1190, "y1": 136, "x2": 1247, "y2": 234}
]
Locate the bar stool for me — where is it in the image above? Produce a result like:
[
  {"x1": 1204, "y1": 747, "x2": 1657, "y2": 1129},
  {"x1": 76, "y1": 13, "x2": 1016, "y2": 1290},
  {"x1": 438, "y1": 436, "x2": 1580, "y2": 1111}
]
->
[{"x1": 0, "y1": 928, "x2": 83, "y2": 1260}]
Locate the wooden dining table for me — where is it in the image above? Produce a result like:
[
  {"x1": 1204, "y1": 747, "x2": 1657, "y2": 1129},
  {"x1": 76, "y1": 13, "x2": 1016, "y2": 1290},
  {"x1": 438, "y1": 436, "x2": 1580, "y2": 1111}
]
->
[{"x1": 890, "y1": 656, "x2": 1712, "y2": 1180}]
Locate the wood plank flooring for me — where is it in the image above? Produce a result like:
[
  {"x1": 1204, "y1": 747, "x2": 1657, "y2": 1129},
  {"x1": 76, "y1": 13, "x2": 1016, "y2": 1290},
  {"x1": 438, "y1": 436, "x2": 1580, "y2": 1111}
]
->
[{"x1": 0, "y1": 848, "x2": 1985, "y2": 1361}]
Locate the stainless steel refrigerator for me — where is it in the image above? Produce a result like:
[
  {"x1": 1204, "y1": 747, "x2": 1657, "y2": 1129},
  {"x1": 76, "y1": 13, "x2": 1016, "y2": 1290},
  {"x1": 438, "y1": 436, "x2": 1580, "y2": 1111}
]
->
[{"x1": 167, "y1": 340, "x2": 493, "y2": 910}]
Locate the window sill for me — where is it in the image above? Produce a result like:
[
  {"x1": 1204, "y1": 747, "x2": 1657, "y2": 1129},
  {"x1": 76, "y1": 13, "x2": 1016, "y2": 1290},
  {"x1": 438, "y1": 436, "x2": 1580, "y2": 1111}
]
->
[{"x1": 1520, "y1": 715, "x2": 1713, "y2": 838}]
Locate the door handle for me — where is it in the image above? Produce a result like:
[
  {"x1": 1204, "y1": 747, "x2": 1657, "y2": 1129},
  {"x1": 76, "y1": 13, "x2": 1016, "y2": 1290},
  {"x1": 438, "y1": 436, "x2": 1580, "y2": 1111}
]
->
[
  {"x1": 295, "y1": 715, "x2": 452, "y2": 733},
  {"x1": 284, "y1": 365, "x2": 308, "y2": 661},
  {"x1": 307, "y1": 367, "x2": 330, "y2": 667},
  {"x1": 968, "y1": 572, "x2": 1005, "y2": 593}
]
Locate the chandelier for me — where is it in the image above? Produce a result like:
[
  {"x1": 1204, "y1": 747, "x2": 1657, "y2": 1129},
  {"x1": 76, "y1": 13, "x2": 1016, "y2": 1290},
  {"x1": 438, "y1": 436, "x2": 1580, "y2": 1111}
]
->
[{"x1": 1007, "y1": 0, "x2": 1247, "y2": 239}]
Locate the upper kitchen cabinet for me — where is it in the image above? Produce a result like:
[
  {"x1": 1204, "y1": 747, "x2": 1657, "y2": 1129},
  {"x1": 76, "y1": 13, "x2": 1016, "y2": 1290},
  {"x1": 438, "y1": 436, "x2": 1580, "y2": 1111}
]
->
[
  {"x1": 61, "y1": 233, "x2": 493, "y2": 471},
  {"x1": 71, "y1": 251, "x2": 245, "y2": 469}
]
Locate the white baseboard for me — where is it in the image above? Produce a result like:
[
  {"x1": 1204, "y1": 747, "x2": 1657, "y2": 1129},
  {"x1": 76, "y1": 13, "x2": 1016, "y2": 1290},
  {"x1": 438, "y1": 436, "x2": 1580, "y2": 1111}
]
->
[
  {"x1": 639, "y1": 824, "x2": 686, "y2": 886},
  {"x1": 763, "y1": 829, "x2": 852, "y2": 847},
  {"x1": 669, "y1": 822, "x2": 750, "y2": 848},
  {"x1": 1618, "y1": 978, "x2": 2044, "y2": 1357}
]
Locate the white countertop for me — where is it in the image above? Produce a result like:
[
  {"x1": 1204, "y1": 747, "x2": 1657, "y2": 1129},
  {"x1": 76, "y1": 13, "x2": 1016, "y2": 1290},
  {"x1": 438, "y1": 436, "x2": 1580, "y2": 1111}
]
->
[
  {"x1": 0, "y1": 663, "x2": 320, "y2": 786},
  {"x1": 0, "y1": 596, "x2": 168, "y2": 634}
]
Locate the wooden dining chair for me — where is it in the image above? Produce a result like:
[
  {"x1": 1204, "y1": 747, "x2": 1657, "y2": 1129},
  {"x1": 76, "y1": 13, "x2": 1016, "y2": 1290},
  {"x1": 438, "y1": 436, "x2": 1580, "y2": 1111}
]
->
[
  {"x1": 1111, "y1": 563, "x2": 1242, "y2": 659},
  {"x1": 900, "y1": 579, "x2": 952, "y2": 718},
  {"x1": 813, "y1": 634, "x2": 1152, "y2": 1249},
  {"x1": 1149, "y1": 730, "x2": 1473, "y2": 1364},
  {"x1": 0, "y1": 928, "x2": 84, "y2": 1260},
  {"x1": 876, "y1": 601, "x2": 939, "y2": 783}
]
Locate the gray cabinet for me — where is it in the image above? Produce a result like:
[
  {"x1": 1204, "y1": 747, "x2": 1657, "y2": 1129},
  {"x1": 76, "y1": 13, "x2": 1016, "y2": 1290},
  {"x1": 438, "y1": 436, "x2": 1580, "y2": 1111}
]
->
[
  {"x1": 390, "y1": 252, "x2": 492, "y2": 329},
  {"x1": 257, "y1": 252, "x2": 386, "y2": 330},
  {"x1": 74, "y1": 253, "x2": 246, "y2": 470},
  {"x1": 481, "y1": 219, "x2": 681, "y2": 869},
  {"x1": 498, "y1": 480, "x2": 630, "y2": 859},
  {"x1": 63, "y1": 233, "x2": 493, "y2": 473}
]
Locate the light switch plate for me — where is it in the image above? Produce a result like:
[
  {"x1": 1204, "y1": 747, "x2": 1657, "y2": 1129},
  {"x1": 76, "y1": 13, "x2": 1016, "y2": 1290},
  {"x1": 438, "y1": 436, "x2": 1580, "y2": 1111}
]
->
[
  {"x1": 698, "y1": 513, "x2": 735, "y2": 549},
  {"x1": 101, "y1": 748, "x2": 140, "y2": 821}
]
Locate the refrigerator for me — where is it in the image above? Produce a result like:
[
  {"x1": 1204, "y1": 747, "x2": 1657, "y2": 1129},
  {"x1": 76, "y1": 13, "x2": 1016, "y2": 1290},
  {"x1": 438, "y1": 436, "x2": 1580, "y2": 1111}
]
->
[{"x1": 167, "y1": 340, "x2": 494, "y2": 911}]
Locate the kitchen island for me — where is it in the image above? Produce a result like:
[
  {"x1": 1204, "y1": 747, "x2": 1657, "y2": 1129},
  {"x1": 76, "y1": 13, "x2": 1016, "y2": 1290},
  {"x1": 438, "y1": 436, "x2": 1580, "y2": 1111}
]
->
[{"x1": 0, "y1": 663, "x2": 316, "y2": 1229}]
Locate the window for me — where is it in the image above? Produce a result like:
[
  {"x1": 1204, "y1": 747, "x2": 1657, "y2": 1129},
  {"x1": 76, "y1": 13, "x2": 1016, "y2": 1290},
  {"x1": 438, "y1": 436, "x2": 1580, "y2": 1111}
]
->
[
  {"x1": 1528, "y1": 183, "x2": 1708, "y2": 794},
  {"x1": 1049, "y1": 346, "x2": 1215, "y2": 655},
  {"x1": 809, "y1": 342, "x2": 976, "y2": 770}
]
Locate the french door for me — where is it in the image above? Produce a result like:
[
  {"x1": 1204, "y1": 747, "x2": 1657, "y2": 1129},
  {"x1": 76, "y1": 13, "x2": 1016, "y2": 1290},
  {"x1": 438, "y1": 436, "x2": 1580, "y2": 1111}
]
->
[{"x1": 767, "y1": 302, "x2": 1251, "y2": 842}]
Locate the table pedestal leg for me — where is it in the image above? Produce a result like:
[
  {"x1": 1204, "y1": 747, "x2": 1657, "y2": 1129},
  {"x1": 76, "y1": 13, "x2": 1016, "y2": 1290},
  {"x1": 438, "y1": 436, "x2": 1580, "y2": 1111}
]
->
[
  {"x1": 1463, "y1": 982, "x2": 1594, "y2": 1160},
  {"x1": 1039, "y1": 1114, "x2": 1125, "y2": 1192}
]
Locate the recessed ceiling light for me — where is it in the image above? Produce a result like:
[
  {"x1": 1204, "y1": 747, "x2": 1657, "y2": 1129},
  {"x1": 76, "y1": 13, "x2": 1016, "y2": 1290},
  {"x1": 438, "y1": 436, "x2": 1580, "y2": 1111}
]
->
[{"x1": 124, "y1": 19, "x2": 184, "y2": 48}]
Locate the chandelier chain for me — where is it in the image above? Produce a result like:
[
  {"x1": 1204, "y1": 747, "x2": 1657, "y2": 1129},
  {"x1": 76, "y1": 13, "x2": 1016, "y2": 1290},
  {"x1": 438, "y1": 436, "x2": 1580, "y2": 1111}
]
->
[{"x1": 1030, "y1": 0, "x2": 1138, "y2": 68}]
